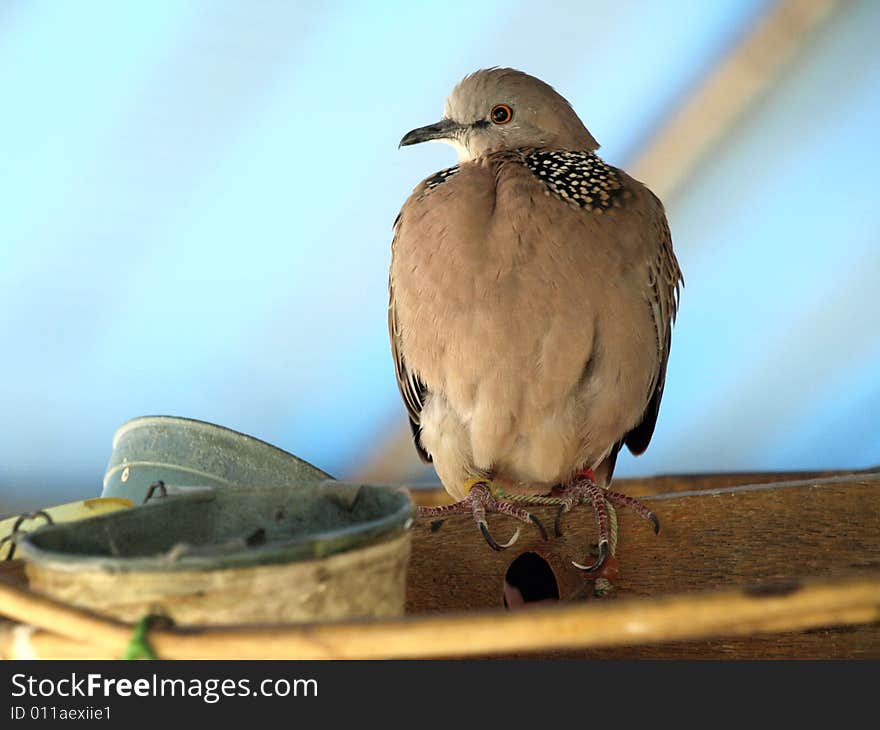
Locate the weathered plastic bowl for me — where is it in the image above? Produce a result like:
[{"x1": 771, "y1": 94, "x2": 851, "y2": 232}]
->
[
  {"x1": 102, "y1": 416, "x2": 332, "y2": 503},
  {"x1": 19, "y1": 481, "x2": 413, "y2": 626}
]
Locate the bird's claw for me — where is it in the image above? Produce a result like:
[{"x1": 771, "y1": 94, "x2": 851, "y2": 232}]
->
[
  {"x1": 479, "y1": 521, "x2": 521, "y2": 551},
  {"x1": 602, "y1": 487, "x2": 661, "y2": 534},
  {"x1": 554, "y1": 502, "x2": 574, "y2": 537},
  {"x1": 551, "y1": 476, "x2": 659, "y2": 576},
  {"x1": 529, "y1": 514, "x2": 549, "y2": 541},
  {"x1": 572, "y1": 540, "x2": 608, "y2": 572},
  {"x1": 418, "y1": 481, "x2": 546, "y2": 551}
]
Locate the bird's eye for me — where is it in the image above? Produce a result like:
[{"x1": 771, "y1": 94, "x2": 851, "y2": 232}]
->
[{"x1": 490, "y1": 104, "x2": 513, "y2": 125}]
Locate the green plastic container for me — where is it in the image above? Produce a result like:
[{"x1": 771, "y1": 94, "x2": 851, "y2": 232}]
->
[{"x1": 102, "y1": 416, "x2": 332, "y2": 503}]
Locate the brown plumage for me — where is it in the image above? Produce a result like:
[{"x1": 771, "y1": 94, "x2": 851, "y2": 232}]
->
[{"x1": 390, "y1": 69, "x2": 682, "y2": 555}]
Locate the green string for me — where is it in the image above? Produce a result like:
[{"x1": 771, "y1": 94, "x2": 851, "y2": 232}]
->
[
  {"x1": 607, "y1": 501, "x2": 618, "y2": 556},
  {"x1": 492, "y1": 485, "x2": 565, "y2": 506},
  {"x1": 492, "y1": 484, "x2": 619, "y2": 554},
  {"x1": 122, "y1": 615, "x2": 161, "y2": 660},
  {"x1": 594, "y1": 502, "x2": 617, "y2": 597}
]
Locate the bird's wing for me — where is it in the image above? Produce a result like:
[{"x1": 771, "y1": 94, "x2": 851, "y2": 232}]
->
[
  {"x1": 388, "y1": 213, "x2": 432, "y2": 463},
  {"x1": 623, "y1": 193, "x2": 683, "y2": 456}
]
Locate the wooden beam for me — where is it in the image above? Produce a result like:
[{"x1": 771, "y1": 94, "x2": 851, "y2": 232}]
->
[
  {"x1": 406, "y1": 473, "x2": 880, "y2": 614},
  {"x1": 631, "y1": 0, "x2": 842, "y2": 199}
]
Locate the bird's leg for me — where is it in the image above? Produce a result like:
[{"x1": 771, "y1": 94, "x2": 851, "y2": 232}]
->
[
  {"x1": 601, "y1": 487, "x2": 660, "y2": 535},
  {"x1": 548, "y1": 474, "x2": 611, "y2": 572},
  {"x1": 417, "y1": 479, "x2": 548, "y2": 551},
  {"x1": 554, "y1": 468, "x2": 660, "y2": 573}
]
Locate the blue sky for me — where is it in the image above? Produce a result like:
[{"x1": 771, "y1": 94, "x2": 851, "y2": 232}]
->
[{"x1": 1, "y1": 0, "x2": 877, "y2": 510}]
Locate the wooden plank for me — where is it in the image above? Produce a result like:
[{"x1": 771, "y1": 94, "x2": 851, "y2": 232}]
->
[
  {"x1": 406, "y1": 473, "x2": 880, "y2": 657},
  {"x1": 406, "y1": 474, "x2": 880, "y2": 614}
]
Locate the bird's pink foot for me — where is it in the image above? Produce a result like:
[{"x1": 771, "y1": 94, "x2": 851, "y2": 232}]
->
[
  {"x1": 418, "y1": 481, "x2": 548, "y2": 551},
  {"x1": 555, "y1": 468, "x2": 660, "y2": 572}
]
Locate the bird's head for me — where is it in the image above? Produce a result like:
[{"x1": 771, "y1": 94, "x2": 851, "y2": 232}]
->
[{"x1": 400, "y1": 67, "x2": 598, "y2": 162}]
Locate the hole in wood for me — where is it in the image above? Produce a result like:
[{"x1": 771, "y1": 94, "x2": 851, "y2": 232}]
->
[{"x1": 503, "y1": 552, "x2": 560, "y2": 609}]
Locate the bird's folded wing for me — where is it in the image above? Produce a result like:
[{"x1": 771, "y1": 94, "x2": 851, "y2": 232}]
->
[
  {"x1": 388, "y1": 217, "x2": 432, "y2": 463},
  {"x1": 624, "y1": 195, "x2": 683, "y2": 456}
]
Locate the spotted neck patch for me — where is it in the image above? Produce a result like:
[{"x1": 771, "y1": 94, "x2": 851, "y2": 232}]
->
[
  {"x1": 523, "y1": 150, "x2": 628, "y2": 212},
  {"x1": 422, "y1": 165, "x2": 460, "y2": 192}
]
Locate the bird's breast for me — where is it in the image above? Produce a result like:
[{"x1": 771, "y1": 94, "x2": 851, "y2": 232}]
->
[{"x1": 392, "y1": 162, "x2": 609, "y2": 420}]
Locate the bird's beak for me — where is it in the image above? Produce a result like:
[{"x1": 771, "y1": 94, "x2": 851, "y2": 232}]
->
[{"x1": 399, "y1": 118, "x2": 463, "y2": 148}]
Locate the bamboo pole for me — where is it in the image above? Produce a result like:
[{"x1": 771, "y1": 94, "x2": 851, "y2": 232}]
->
[
  {"x1": 1, "y1": 574, "x2": 878, "y2": 659},
  {"x1": 0, "y1": 579, "x2": 133, "y2": 653},
  {"x1": 630, "y1": 0, "x2": 842, "y2": 199}
]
